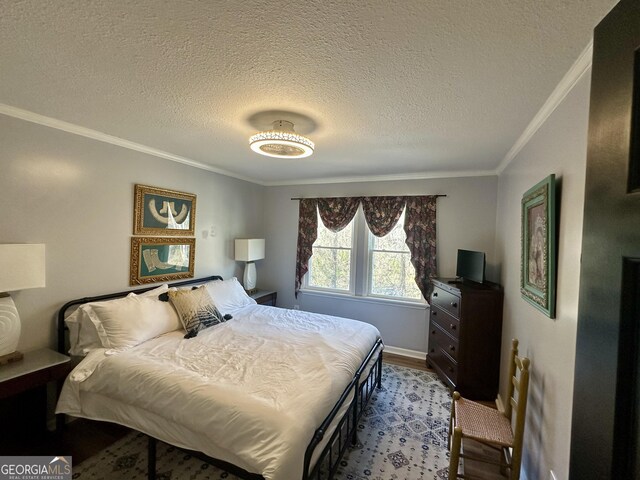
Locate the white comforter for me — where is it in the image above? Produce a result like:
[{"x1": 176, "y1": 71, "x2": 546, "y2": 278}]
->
[{"x1": 57, "y1": 304, "x2": 381, "y2": 480}]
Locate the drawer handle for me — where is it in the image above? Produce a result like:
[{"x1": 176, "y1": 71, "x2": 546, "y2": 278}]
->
[
  {"x1": 450, "y1": 324, "x2": 457, "y2": 330},
  {"x1": 451, "y1": 302, "x2": 458, "y2": 308},
  {"x1": 431, "y1": 330, "x2": 436, "y2": 335},
  {"x1": 449, "y1": 367, "x2": 454, "y2": 373},
  {"x1": 432, "y1": 311, "x2": 437, "y2": 316},
  {"x1": 433, "y1": 292, "x2": 438, "y2": 297},
  {"x1": 449, "y1": 345, "x2": 455, "y2": 352},
  {"x1": 430, "y1": 348, "x2": 435, "y2": 353}
]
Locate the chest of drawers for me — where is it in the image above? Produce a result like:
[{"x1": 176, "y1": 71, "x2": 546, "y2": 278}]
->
[{"x1": 427, "y1": 278, "x2": 503, "y2": 400}]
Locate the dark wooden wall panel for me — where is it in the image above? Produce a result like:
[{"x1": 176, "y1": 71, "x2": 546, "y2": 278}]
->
[{"x1": 570, "y1": 1, "x2": 640, "y2": 478}]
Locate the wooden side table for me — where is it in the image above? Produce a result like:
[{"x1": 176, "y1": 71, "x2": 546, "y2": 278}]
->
[
  {"x1": 0, "y1": 348, "x2": 71, "y2": 434},
  {"x1": 249, "y1": 290, "x2": 277, "y2": 306}
]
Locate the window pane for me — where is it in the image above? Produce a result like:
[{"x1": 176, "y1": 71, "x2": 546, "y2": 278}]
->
[
  {"x1": 370, "y1": 251, "x2": 421, "y2": 299},
  {"x1": 309, "y1": 248, "x2": 352, "y2": 290},
  {"x1": 371, "y1": 211, "x2": 409, "y2": 252},
  {"x1": 314, "y1": 214, "x2": 353, "y2": 248},
  {"x1": 368, "y1": 209, "x2": 421, "y2": 300},
  {"x1": 308, "y1": 212, "x2": 354, "y2": 291}
]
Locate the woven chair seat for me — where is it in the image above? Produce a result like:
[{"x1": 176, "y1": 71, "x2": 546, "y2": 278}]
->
[{"x1": 454, "y1": 396, "x2": 514, "y2": 447}]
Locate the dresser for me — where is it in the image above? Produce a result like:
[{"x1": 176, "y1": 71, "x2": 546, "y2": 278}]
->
[{"x1": 427, "y1": 278, "x2": 503, "y2": 400}]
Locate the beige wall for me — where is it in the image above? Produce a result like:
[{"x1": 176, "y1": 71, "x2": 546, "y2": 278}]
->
[
  {"x1": 495, "y1": 71, "x2": 591, "y2": 480},
  {"x1": 0, "y1": 115, "x2": 265, "y2": 353}
]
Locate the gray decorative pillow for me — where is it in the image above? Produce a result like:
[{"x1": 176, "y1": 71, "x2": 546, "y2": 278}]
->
[{"x1": 168, "y1": 286, "x2": 224, "y2": 338}]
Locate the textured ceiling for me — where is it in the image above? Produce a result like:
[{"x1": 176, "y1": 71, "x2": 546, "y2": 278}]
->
[{"x1": 0, "y1": 0, "x2": 617, "y2": 185}]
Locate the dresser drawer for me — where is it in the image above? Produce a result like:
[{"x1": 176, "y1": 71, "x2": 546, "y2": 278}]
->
[
  {"x1": 428, "y1": 341, "x2": 458, "y2": 387},
  {"x1": 429, "y1": 305, "x2": 460, "y2": 340},
  {"x1": 430, "y1": 286, "x2": 461, "y2": 318},
  {"x1": 428, "y1": 321, "x2": 459, "y2": 361}
]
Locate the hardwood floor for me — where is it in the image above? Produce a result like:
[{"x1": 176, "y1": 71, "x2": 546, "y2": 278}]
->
[{"x1": 383, "y1": 351, "x2": 431, "y2": 371}]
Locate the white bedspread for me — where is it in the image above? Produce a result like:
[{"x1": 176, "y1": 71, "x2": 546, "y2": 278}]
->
[{"x1": 57, "y1": 305, "x2": 381, "y2": 480}]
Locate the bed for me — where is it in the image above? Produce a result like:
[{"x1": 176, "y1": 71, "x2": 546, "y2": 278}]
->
[{"x1": 56, "y1": 276, "x2": 383, "y2": 480}]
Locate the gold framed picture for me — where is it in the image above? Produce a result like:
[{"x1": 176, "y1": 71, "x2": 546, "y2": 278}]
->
[
  {"x1": 133, "y1": 184, "x2": 196, "y2": 236},
  {"x1": 130, "y1": 237, "x2": 195, "y2": 285}
]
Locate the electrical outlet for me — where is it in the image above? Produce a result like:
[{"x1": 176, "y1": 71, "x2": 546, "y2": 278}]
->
[
  {"x1": 293, "y1": 304, "x2": 300, "y2": 310},
  {"x1": 549, "y1": 470, "x2": 558, "y2": 480}
]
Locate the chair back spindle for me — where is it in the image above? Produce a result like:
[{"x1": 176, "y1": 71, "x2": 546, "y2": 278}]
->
[{"x1": 505, "y1": 338, "x2": 519, "y2": 420}]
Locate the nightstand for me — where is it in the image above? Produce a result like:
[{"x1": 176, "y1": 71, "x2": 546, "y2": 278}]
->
[
  {"x1": 249, "y1": 290, "x2": 277, "y2": 306},
  {"x1": 0, "y1": 348, "x2": 71, "y2": 437}
]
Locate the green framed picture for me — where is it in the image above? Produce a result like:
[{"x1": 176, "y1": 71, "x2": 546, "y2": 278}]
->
[
  {"x1": 130, "y1": 237, "x2": 195, "y2": 285},
  {"x1": 134, "y1": 184, "x2": 196, "y2": 236},
  {"x1": 521, "y1": 174, "x2": 556, "y2": 318}
]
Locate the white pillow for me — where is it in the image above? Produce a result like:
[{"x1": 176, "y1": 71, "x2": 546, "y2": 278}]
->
[
  {"x1": 88, "y1": 294, "x2": 182, "y2": 349},
  {"x1": 127, "y1": 283, "x2": 169, "y2": 298},
  {"x1": 65, "y1": 284, "x2": 171, "y2": 356},
  {"x1": 204, "y1": 277, "x2": 256, "y2": 313},
  {"x1": 65, "y1": 305, "x2": 104, "y2": 356}
]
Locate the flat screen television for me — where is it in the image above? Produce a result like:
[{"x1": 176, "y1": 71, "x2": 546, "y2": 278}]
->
[{"x1": 456, "y1": 249, "x2": 486, "y2": 284}]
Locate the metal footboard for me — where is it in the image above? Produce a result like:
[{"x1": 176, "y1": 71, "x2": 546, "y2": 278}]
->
[{"x1": 303, "y1": 338, "x2": 384, "y2": 480}]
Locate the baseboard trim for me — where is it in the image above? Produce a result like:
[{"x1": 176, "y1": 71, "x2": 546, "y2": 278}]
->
[{"x1": 384, "y1": 345, "x2": 427, "y2": 360}]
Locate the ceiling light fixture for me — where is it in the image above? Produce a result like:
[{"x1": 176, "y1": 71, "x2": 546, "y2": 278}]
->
[{"x1": 249, "y1": 120, "x2": 315, "y2": 158}]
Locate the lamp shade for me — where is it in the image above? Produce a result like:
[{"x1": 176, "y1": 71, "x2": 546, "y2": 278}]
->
[
  {"x1": 234, "y1": 239, "x2": 265, "y2": 262},
  {"x1": 0, "y1": 244, "x2": 46, "y2": 292}
]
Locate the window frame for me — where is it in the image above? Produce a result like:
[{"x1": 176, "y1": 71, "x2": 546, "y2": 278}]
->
[
  {"x1": 302, "y1": 212, "x2": 358, "y2": 295},
  {"x1": 301, "y1": 207, "x2": 426, "y2": 305}
]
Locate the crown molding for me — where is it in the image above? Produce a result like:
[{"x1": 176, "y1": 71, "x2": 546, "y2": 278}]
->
[
  {"x1": 0, "y1": 103, "x2": 262, "y2": 185},
  {"x1": 263, "y1": 169, "x2": 497, "y2": 187},
  {"x1": 496, "y1": 40, "x2": 594, "y2": 175}
]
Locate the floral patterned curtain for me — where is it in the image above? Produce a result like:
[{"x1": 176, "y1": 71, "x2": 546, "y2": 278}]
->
[
  {"x1": 362, "y1": 196, "x2": 406, "y2": 237},
  {"x1": 295, "y1": 199, "x2": 318, "y2": 297},
  {"x1": 295, "y1": 195, "x2": 438, "y2": 301},
  {"x1": 404, "y1": 195, "x2": 438, "y2": 301},
  {"x1": 317, "y1": 197, "x2": 362, "y2": 232}
]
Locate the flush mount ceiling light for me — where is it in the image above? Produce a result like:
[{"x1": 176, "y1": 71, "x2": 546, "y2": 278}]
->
[{"x1": 249, "y1": 120, "x2": 315, "y2": 158}]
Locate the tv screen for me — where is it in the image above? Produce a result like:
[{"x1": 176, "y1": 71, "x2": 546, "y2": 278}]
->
[{"x1": 456, "y1": 249, "x2": 486, "y2": 284}]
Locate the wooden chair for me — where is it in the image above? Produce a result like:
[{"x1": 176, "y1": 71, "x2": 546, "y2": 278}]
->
[{"x1": 447, "y1": 339, "x2": 530, "y2": 480}]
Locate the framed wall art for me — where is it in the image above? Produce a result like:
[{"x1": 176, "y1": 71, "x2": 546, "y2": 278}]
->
[
  {"x1": 134, "y1": 184, "x2": 196, "y2": 236},
  {"x1": 521, "y1": 174, "x2": 556, "y2": 318},
  {"x1": 130, "y1": 236, "x2": 195, "y2": 285}
]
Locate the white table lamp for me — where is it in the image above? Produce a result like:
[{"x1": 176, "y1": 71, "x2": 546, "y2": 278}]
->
[
  {"x1": 234, "y1": 239, "x2": 265, "y2": 292},
  {"x1": 0, "y1": 244, "x2": 46, "y2": 364}
]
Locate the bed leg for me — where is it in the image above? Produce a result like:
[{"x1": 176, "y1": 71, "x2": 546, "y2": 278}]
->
[
  {"x1": 148, "y1": 436, "x2": 157, "y2": 480},
  {"x1": 376, "y1": 351, "x2": 383, "y2": 388}
]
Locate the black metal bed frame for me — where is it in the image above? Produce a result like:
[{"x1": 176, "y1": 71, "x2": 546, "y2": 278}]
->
[{"x1": 57, "y1": 276, "x2": 383, "y2": 480}]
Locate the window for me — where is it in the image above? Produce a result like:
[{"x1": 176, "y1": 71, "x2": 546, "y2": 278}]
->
[
  {"x1": 306, "y1": 212, "x2": 355, "y2": 292},
  {"x1": 367, "y1": 210, "x2": 421, "y2": 300},
  {"x1": 305, "y1": 208, "x2": 423, "y2": 302}
]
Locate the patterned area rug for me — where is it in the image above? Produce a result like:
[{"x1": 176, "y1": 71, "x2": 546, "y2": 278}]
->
[{"x1": 72, "y1": 364, "x2": 453, "y2": 480}]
